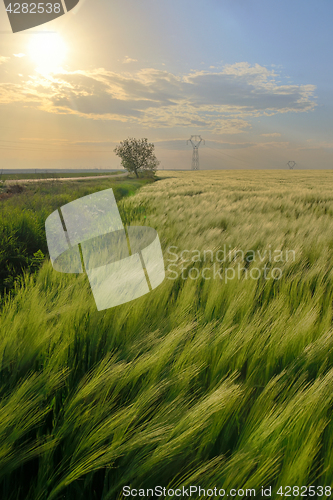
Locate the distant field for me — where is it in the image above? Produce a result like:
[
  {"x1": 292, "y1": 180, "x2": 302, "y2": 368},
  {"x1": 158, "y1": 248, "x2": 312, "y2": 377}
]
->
[
  {"x1": 0, "y1": 175, "x2": 152, "y2": 294},
  {"x1": 0, "y1": 170, "x2": 123, "y2": 181},
  {"x1": 1, "y1": 170, "x2": 333, "y2": 498}
]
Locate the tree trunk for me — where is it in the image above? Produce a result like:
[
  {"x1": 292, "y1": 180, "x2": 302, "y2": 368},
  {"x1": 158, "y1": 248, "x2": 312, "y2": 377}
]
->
[{"x1": 135, "y1": 169, "x2": 139, "y2": 178}]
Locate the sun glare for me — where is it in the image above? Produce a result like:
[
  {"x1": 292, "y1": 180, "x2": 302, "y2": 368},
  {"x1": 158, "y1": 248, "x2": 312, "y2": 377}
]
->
[{"x1": 28, "y1": 33, "x2": 67, "y2": 73}]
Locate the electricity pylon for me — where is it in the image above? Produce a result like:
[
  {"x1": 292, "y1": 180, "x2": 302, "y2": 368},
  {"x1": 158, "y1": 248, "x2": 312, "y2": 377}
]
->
[
  {"x1": 187, "y1": 135, "x2": 205, "y2": 170},
  {"x1": 287, "y1": 161, "x2": 296, "y2": 170}
]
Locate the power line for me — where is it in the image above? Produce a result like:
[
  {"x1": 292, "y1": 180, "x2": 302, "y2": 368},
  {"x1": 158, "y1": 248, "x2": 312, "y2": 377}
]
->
[
  {"x1": 0, "y1": 144, "x2": 118, "y2": 153},
  {"x1": 204, "y1": 144, "x2": 258, "y2": 168},
  {"x1": 0, "y1": 138, "x2": 117, "y2": 148},
  {"x1": 0, "y1": 139, "x2": 79, "y2": 146}
]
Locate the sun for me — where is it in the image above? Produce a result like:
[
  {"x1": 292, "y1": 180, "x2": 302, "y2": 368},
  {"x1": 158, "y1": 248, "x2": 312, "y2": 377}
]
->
[{"x1": 28, "y1": 33, "x2": 67, "y2": 73}]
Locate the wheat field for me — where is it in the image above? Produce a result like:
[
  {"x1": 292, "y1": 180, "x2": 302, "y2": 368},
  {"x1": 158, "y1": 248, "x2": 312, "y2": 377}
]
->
[{"x1": 1, "y1": 170, "x2": 333, "y2": 499}]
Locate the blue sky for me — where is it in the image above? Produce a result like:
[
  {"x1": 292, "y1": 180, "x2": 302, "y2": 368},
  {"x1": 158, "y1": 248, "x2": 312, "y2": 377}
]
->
[{"x1": 0, "y1": 0, "x2": 332, "y2": 169}]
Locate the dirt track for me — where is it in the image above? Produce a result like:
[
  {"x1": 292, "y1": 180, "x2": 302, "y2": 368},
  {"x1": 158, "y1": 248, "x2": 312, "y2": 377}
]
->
[{"x1": 5, "y1": 172, "x2": 128, "y2": 185}]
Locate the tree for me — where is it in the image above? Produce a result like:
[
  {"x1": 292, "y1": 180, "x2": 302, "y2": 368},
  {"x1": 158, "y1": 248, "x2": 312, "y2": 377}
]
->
[{"x1": 114, "y1": 138, "x2": 160, "y2": 178}]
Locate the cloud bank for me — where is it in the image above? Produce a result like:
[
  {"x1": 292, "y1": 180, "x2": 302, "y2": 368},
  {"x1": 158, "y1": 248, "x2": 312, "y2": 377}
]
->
[{"x1": 0, "y1": 61, "x2": 317, "y2": 134}]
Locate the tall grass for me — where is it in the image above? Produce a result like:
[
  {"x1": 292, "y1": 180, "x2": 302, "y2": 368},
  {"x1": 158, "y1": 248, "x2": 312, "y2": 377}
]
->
[
  {"x1": 1, "y1": 170, "x2": 333, "y2": 498},
  {"x1": 0, "y1": 177, "x2": 151, "y2": 296}
]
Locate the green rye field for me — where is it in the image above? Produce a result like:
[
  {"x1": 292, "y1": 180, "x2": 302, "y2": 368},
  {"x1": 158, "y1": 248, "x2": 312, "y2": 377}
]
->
[{"x1": 1, "y1": 170, "x2": 333, "y2": 499}]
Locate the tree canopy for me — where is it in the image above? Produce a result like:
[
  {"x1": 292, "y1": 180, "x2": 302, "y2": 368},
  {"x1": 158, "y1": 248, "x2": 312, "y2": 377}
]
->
[{"x1": 114, "y1": 138, "x2": 160, "y2": 178}]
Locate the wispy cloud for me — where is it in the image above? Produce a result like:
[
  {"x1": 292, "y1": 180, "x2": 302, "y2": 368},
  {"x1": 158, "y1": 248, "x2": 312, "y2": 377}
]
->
[
  {"x1": 261, "y1": 133, "x2": 281, "y2": 137},
  {"x1": 123, "y1": 56, "x2": 138, "y2": 64},
  {"x1": 300, "y1": 141, "x2": 333, "y2": 150},
  {"x1": 0, "y1": 82, "x2": 40, "y2": 104},
  {"x1": 13, "y1": 53, "x2": 25, "y2": 58},
  {"x1": 0, "y1": 56, "x2": 10, "y2": 65},
  {"x1": 0, "y1": 62, "x2": 317, "y2": 134}
]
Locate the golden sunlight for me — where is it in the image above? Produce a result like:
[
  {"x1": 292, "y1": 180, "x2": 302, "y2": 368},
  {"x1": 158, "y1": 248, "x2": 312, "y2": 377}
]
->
[{"x1": 28, "y1": 33, "x2": 67, "y2": 72}]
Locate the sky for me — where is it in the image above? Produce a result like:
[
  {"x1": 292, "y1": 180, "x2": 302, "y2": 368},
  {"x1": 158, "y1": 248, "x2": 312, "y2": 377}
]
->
[{"x1": 0, "y1": 0, "x2": 332, "y2": 170}]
